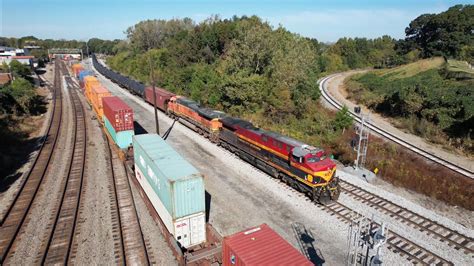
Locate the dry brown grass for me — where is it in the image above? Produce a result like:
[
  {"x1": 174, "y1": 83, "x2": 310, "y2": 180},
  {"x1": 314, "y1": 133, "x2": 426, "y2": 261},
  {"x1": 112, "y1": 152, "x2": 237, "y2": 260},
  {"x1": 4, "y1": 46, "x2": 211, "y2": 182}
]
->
[{"x1": 364, "y1": 136, "x2": 474, "y2": 210}]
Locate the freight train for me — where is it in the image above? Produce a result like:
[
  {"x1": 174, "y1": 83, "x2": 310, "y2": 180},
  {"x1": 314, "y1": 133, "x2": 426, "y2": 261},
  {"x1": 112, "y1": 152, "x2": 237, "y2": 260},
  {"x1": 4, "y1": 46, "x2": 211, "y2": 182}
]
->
[
  {"x1": 91, "y1": 54, "x2": 341, "y2": 204},
  {"x1": 71, "y1": 61, "x2": 314, "y2": 264},
  {"x1": 73, "y1": 65, "x2": 210, "y2": 253}
]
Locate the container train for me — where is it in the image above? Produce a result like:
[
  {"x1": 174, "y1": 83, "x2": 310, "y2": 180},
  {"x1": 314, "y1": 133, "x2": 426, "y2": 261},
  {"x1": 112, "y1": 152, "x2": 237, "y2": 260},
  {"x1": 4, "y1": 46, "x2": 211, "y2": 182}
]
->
[
  {"x1": 74, "y1": 65, "x2": 210, "y2": 251},
  {"x1": 72, "y1": 61, "x2": 313, "y2": 264},
  {"x1": 91, "y1": 55, "x2": 340, "y2": 203},
  {"x1": 91, "y1": 54, "x2": 341, "y2": 204}
]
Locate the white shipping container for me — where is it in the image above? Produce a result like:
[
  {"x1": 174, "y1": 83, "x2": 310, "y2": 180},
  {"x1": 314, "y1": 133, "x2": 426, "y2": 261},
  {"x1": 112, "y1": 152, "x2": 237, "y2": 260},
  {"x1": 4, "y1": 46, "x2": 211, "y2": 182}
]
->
[{"x1": 135, "y1": 163, "x2": 206, "y2": 248}]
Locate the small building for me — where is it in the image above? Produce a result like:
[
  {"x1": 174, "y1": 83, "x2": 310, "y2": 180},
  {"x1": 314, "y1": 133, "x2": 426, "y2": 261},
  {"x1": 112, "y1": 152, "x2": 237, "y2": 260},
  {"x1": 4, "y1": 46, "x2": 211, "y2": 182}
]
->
[{"x1": 0, "y1": 56, "x2": 34, "y2": 68}]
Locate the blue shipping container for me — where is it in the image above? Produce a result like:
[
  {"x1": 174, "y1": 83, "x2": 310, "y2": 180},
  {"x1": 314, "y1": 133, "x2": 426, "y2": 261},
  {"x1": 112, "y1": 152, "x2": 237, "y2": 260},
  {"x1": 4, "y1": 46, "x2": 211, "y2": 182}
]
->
[
  {"x1": 133, "y1": 134, "x2": 205, "y2": 220},
  {"x1": 104, "y1": 116, "x2": 134, "y2": 149},
  {"x1": 78, "y1": 70, "x2": 94, "y2": 82}
]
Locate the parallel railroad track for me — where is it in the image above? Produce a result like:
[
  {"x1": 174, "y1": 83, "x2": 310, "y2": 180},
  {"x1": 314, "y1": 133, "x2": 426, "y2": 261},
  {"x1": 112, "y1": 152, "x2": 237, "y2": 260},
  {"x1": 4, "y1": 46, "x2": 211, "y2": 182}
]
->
[
  {"x1": 320, "y1": 201, "x2": 454, "y2": 265},
  {"x1": 0, "y1": 61, "x2": 63, "y2": 264},
  {"x1": 37, "y1": 62, "x2": 87, "y2": 264},
  {"x1": 104, "y1": 134, "x2": 150, "y2": 265},
  {"x1": 319, "y1": 75, "x2": 474, "y2": 179},
  {"x1": 340, "y1": 180, "x2": 474, "y2": 257},
  {"x1": 92, "y1": 59, "x2": 458, "y2": 265}
]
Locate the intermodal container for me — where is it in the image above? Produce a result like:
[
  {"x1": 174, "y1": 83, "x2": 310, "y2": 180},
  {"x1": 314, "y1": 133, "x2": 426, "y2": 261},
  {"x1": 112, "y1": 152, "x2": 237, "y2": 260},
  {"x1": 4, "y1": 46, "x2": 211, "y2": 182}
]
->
[
  {"x1": 144, "y1": 86, "x2": 176, "y2": 111},
  {"x1": 84, "y1": 76, "x2": 100, "y2": 94},
  {"x1": 72, "y1": 64, "x2": 84, "y2": 77},
  {"x1": 133, "y1": 134, "x2": 206, "y2": 248},
  {"x1": 104, "y1": 115, "x2": 134, "y2": 149},
  {"x1": 90, "y1": 85, "x2": 112, "y2": 119},
  {"x1": 78, "y1": 70, "x2": 94, "y2": 88},
  {"x1": 223, "y1": 224, "x2": 312, "y2": 266},
  {"x1": 102, "y1": 96, "x2": 134, "y2": 132}
]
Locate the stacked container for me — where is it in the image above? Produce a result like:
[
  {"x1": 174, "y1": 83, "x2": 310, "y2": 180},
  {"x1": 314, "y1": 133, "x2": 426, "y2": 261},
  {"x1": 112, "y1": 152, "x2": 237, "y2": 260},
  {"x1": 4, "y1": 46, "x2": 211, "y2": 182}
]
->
[
  {"x1": 89, "y1": 85, "x2": 112, "y2": 120},
  {"x1": 71, "y1": 64, "x2": 84, "y2": 78},
  {"x1": 133, "y1": 134, "x2": 206, "y2": 248},
  {"x1": 83, "y1": 76, "x2": 99, "y2": 95},
  {"x1": 103, "y1": 96, "x2": 134, "y2": 149},
  {"x1": 222, "y1": 224, "x2": 312, "y2": 266},
  {"x1": 84, "y1": 77, "x2": 100, "y2": 100},
  {"x1": 78, "y1": 70, "x2": 94, "y2": 88}
]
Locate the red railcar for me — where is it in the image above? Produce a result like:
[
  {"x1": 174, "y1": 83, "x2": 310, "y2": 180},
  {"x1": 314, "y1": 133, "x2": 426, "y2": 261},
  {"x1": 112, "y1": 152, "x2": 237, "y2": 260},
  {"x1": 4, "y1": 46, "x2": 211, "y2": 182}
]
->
[
  {"x1": 222, "y1": 224, "x2": 312, "y2": 266},
  {"x1": 144, "y1": 86, "x2": 176, "y2": 112},
  {"x1": 103, "y1": 96, "x2": 134, "y2": 131}
]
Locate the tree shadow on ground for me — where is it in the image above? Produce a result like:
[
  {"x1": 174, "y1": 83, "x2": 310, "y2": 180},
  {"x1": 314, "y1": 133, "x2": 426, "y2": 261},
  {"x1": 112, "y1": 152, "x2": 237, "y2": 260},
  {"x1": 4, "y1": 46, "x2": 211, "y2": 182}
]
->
[
  {"x1": 29, "y1": 95, "x2": 48, "y2": 115},
  {"x1": 0, "y1": 131, "x2": 44, "y2": 193}
]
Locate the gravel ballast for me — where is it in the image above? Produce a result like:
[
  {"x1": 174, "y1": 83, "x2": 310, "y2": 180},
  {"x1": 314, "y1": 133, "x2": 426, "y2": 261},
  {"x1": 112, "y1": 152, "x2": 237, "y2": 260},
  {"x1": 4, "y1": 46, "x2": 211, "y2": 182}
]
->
[{"x1": 87, "y1": 59, "x2": 416, "y2": 265}]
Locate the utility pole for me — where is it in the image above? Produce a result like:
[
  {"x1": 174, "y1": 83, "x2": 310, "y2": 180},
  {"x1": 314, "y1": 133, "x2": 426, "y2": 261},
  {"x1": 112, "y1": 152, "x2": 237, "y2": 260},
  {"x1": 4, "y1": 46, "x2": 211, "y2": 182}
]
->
[{"x1": 149, "y1": 57, "x2": 159, "y2": 135}]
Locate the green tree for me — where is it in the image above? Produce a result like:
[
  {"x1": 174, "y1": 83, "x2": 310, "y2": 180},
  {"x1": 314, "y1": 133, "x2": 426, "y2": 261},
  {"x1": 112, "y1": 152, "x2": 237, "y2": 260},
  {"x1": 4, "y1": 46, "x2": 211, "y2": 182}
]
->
[
  {"x1": 1, "y1": 77, "x2": 35, "y2": 114},
  {"x1": 403, "y1": 5, "x2": 474, "y2": 58},
  {"x1": 9, "y1": 60, "x2": 31, "y2": 79},
  {"x1": 333, "y1": 105, "x2": 353, "y2": 131}
]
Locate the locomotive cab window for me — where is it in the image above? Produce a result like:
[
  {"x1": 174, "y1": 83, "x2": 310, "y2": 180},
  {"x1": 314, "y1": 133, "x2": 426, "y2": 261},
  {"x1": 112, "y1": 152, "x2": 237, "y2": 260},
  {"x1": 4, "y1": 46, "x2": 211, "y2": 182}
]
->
[
  {"x1": 307, "y1": 156, "x2": 320, "y2": 163},
  {"x1": 292, "y1": 154, "x2": 304, "y2": 163}
]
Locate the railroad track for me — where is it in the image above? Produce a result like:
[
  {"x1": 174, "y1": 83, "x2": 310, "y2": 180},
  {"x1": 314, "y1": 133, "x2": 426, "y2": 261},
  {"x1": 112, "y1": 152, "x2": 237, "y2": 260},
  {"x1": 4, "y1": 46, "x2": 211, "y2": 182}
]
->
[
  {"x1": 93, "y1": 59, "x2": 456, "y2": 264},
  {"x1": 216, "y1": 141, "x2": 456, "y2": 264},
  {"x1": 340, "y1": 181, "x2": 474, "y2": 257},
  {"x1": 37, "y1": 62, "x2": 87, "y2": 264},
  {"x1": 320, "y1": 201, "x2": 453, "y2": 265},
  {"x1": 104, "y1": 134, "x2": 150, "y2": 265},
  {"x1": 319, "y1": 75, "x2": 474, "y2": 179},
  {"x1": 0, "y1": 61, "x2": 63, "y2": 264}
]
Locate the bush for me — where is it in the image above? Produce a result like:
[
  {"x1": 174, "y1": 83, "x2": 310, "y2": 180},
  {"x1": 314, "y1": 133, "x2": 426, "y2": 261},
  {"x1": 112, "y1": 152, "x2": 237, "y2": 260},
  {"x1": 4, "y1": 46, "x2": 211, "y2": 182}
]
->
[{"x1": 0, "y1": 77, "x2": 36, "y2": 114}]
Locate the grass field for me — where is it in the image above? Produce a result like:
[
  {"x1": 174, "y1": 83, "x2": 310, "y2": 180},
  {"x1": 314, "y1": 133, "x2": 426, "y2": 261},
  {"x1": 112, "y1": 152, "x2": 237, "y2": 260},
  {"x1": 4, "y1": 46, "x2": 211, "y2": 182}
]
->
[
  {"x1": 446, "y1": 59, "x2": 474, "y2": 79},
  {"x1": 377, "y1": 57, "x2": 445, "y2": 79}
]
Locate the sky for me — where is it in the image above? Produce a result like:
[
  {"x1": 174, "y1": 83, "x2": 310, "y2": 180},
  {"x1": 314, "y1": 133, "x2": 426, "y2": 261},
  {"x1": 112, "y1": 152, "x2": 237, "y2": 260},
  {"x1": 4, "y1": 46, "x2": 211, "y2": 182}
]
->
[{"x1": 1, "y1": 0, "x2": 471, "y2": 42}]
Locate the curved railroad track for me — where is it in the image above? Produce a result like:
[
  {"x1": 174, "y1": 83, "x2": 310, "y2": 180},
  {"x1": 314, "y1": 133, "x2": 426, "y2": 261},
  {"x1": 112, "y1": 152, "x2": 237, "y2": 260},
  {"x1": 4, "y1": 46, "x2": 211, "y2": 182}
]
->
[
  {"x1": 104, "y1": 133, "x2": 150, "y2": 265},
  {"x1": 319, "y1": 75, "x2": 474, "y2": 179},
  {"x1": 340, "y1": 181, "x2": 474, "y2": 256},
  {"x1": 37, "y1": 62, "x2": 87, "y2": 264},
  {"x1": 0, "y1": 61, "x2": 64, "y2": 264}
]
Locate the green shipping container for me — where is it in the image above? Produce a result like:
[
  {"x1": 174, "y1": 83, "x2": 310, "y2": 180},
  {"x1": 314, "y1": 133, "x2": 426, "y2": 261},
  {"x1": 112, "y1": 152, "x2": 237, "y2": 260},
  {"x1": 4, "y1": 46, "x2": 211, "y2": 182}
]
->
[
  {"x1": 104, "y1": 116, "x2": 134, "y2": 149},
  {"x1": 133, "y1": 134, "x2": 205, "y2": 219}
]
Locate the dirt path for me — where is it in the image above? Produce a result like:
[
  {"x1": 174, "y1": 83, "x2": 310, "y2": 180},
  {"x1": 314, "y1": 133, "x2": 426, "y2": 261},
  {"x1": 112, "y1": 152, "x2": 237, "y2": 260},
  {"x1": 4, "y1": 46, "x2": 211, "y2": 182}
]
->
[{"x1": 324, "y1": 71, "x2": 474, "y2": 173}]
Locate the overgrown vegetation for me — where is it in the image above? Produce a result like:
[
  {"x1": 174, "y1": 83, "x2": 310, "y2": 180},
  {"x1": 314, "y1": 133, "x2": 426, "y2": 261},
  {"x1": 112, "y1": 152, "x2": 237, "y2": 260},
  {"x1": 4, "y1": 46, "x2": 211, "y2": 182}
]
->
[
  {"x1": 347, "y1": 58, "x2": 473, "y2": 154},
  {"x1": 0, "y1": 61, "x2": 46, "y2": 180},
  {"x1": 103, "y1": 6, "x2": 474, "y2": 209}
]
